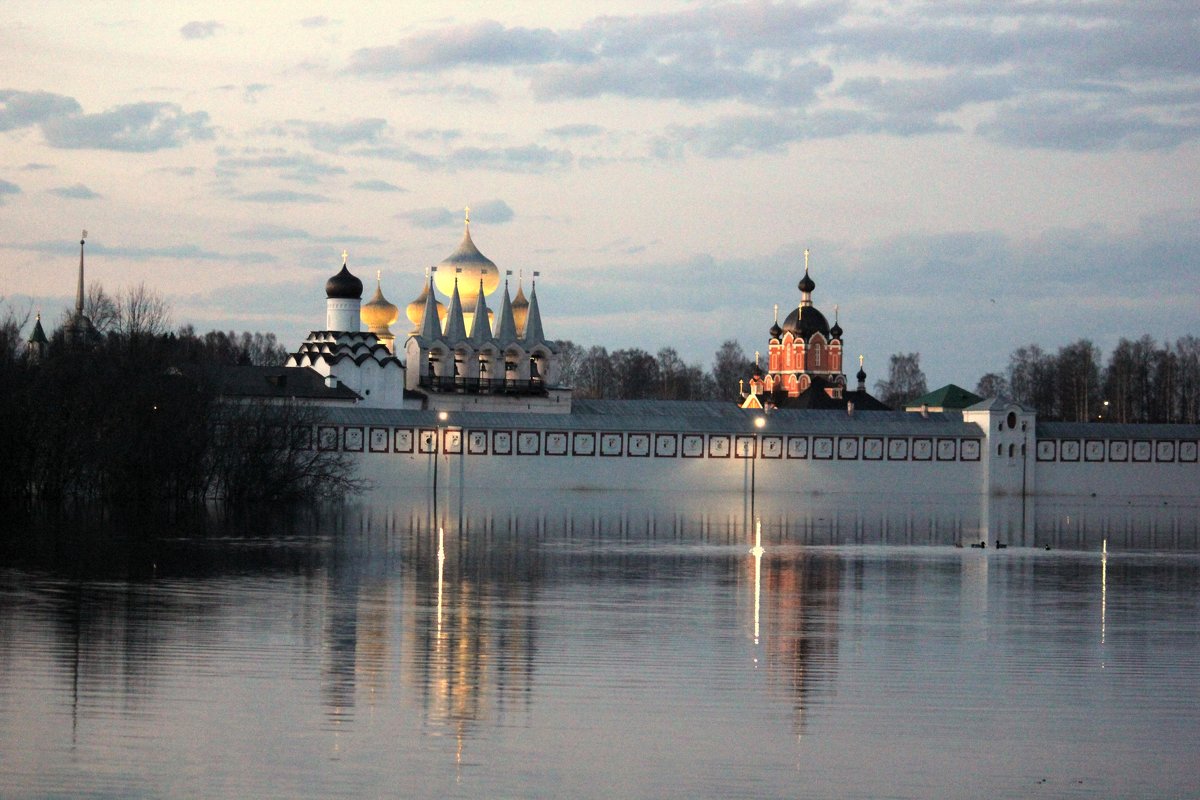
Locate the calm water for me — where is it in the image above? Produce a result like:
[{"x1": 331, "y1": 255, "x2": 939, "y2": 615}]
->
[{"x1": 1, "y1": 493, "x2": 1198, "y2": 799}]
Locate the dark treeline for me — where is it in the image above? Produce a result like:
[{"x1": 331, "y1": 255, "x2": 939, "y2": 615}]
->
[
  {"x1": 0, "y1": 287, "x2": 358, "y2": 506},
  {"x1": 556, "y1": 340, "x2": 752, "y2": 401},
  {"x1": 975, "y1": 336, "x2": 1200, "y2": 423}
]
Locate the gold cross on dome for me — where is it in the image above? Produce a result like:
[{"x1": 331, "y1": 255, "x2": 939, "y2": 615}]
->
[
  {"x1": 342, "y1": 249, "x2": 348, "y2": 264},
  {"x1": 804, "y1": 248, "x2": 810, "y2": 272},
  {"x1": 465, "y1": 205, "x2": 470, "y2": 225}
]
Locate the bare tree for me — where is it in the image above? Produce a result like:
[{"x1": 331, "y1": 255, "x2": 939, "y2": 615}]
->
[
  {"x1": 116, "y1": 282, "x2": 171, "y2": 340},
  {"x1": 1055, "y1": 339, "x2": 1101, "y2": 421},
  {"x1": 205, "y1": 398, "x2": 365, "y2": 503},
  {"x1": 85, "y1": 282, "x2": 119, "y2": 335},
  {"x1": 875, "y1": 352, "x2": 928, "y2": 408},
  {"x1": 710, "y1": 339, "x2": 752, "y2": 402},
  {"x1": 574, "y1": 346, "x2": 615, "y2": 399},
  {"x1": 555, "y1": 339, "x2": 584, "y2": 387},
  {"x1": 974, "y1": 372, "x2": 1009, "y2": 400}
]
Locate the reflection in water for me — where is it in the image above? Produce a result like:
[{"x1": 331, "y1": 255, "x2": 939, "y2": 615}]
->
[
  {"x1": 1102, "y1": 537, "x2": 1107, "y2": 646},
  {"x1": 0, "y1": 492, "x2": 1198, "y2": 799}
]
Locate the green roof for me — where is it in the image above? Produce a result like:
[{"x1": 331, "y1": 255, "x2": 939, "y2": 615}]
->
[{"x1": 905, "y1": 384, "x2": 983, "y2": 410}]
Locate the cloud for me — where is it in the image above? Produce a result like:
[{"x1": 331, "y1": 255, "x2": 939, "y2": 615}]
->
[
  {"x1": 299, "y1": 16, "x2": 333, "y2": 28},
  {"x1": 0, "y1": 239, "x2": 275, "y2": 264},
  {"x1": 390, "y1": 83, "x2": 497, "y2": 103},
  {"x1": 347, "y1": 20, "x2": 570, "y2": 73},
  {"x1": 838, "y1": 72, "x2": 1017, "y2": 116},
  {"x1": 468, "y1": 199, "x2": 514, "y2": 224},
  {"x1": 443, "y1": 144, "x2": 571, "y2": 172},
  {"x1": 236, "y1": 190, "x2": 329, "y2": 203},
  {"x1": 216, "y1": 152, "x2": 346, "y2": 183},
  {"x1": 283, "y1": 117, "x2": 389, "y2": 152},
  {"x1": 0, "y1": 178, "x2": 19, "y2": 204},
  {"x1": 546, "y1": 124, "x2": 604, "y2": 139},
  {"x1": 180, "y1": 20, "x2": 223, "y2": 40},
  {"x1": 398, "y1": 199, "x2": 514, "y2": 229},
  {"x1": 0, "y1": 89, "x2": 80, "y2": 131},
  {"x1": 977, "y1": 95, "x2": 1200, "y2": 151},
  {"x1": 331, "y1": 4, "x2": 1200, "y2": 155},
  {"x1": 20, "y1": 162, "x2": 54, "y2": 171},
  {"x1": 41, "y1": 101, "x2": 214, "y2": 151},
  {"x1": 347, "y1": 141, "x2": 572, "y2": 173},
  {"x1": 397, "y1": 207, "x2": 456, "y2": 229},
  {"x1": 150, "y1": 165, "x2": 197, "y2": 176},
  {"x1": 351, "y1": 179, "x2": 406, "y2": 192},
  {"x1": 530, "y1": 58, "x2": 832, "y2": 106},
  {"x1": 230, "y1": 223, "x2": 384, "y2": 244},
  {"x1": 243, "y1": 83, "x2": 269, "y2": 103},
  {"x1": 48, "y1": 183, "x2": 100, "y2": 199}
]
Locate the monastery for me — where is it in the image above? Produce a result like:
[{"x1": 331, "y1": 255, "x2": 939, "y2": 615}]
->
[{"x1": 35, "y1": 222, "x2": 1200, "y2": 503}]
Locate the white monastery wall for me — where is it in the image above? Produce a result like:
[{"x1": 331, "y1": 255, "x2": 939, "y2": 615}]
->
[
  {"x1": 1032, "y1": 431, "x2": 1199, "y2": 498},
  {"x1": 301, "y1": 405, "x2": 1200, "y2": 500}
]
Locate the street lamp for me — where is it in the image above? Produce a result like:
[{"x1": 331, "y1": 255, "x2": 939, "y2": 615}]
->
[
  {"x1": 751, "y1": 415, "x2": 766, "y2": 520},
  {"x1": 430, "y1": 410, "x2": 449, "y2": 499}
]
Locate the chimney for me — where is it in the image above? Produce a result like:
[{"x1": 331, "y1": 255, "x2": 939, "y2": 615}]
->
[
  {"x1": 846, "y1": 401, "x2": 855, "y2": 417},
  {"x1": 325, "y1": 375, "x2": 339, "y2": 389}
]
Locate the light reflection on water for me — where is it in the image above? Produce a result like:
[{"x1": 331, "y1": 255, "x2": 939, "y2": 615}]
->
[{"x1": 0, "y1": 493, "x2": 1198, "y2": 799}]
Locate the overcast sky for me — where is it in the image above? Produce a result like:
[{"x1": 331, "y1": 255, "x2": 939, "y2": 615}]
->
[{"x1": 2, "y1": 1, "x2": 1198, "y2": 390}]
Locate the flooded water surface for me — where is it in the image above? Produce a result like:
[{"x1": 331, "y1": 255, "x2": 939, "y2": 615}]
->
[{"x1": 1, "y1": 493, "x2": 1198, "y2": 799}]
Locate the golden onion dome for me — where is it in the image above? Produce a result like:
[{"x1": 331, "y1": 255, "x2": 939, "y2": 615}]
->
[
  {"x1": 434, "y1": 214, "x2": 500, "y2": 305},
  {"x1": 361, "y1": 272, "x2": 400, "y2": 332},
  {"x1": 511, "y1": 282, "x2": 529, "y2": 336}
]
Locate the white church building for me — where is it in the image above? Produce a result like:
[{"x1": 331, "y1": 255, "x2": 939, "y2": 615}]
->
[{"x1": 284, "y1": 213, "x2": 569, "y2": 413}]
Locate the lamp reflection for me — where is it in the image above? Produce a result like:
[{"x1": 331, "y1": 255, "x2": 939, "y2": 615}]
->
[
  {"x1": 743, "y1": 517, "x2": 841, "y2": 735},
  {"x1": 1101, "y1": 538, "x2": 1107, "y2": 645},
  {"x1": 751, "y1": 516, "x2": 764, "y2": 647}
]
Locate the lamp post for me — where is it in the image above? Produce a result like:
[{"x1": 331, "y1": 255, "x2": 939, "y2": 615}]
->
[
  {"x1": 751, "y1": 415, "x2": 766, "y2": 521},
  {"x1": 430, "y1": 410, "x2": 449, "y2": 500}
]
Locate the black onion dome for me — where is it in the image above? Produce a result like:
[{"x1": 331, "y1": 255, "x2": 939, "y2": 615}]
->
[
  {"x1": 798, "y1": 271, "x2": 815, "y2": 293},
  {"x1": 781, "y1": 305, "x2": 830, "y2": 339},
  {"x1": 769, "y1": 321, "x2": 783, "y2": 339},
  {"x1": 830, "y1": 320, "x2": 843, "y2": 339},
  {"x1": 856, "y1": 364, "x2": 867, "y2": 382},
  {"x1": 325, "y1": 264, "x2": 363, "y2": 299},
  {"x1": 752, "y1": 361, "x2": 763, "y2": 378}
]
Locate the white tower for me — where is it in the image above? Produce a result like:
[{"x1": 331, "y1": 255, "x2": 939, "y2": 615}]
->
[{"x1": 325, "y1": 250, "x2": 363, "y2": 332}]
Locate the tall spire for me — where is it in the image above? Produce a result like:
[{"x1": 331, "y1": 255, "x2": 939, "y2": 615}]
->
[
  {"x1": 522, "y1": 273, "x2": 545, "y2": 345},
  {"x1": 495, "y1": 272, "x2": 518, "y2": 345},
  {"x1": 418, "y1": 269, "x2": 442, "y2": 341},
  {"x1": 442, "y1": 271, "x2": 468, "y2": 343},
  {"x1": 469, "y1": 277, "x2": 492, "y2": 342},
  {"x1": 76, "y1": 230, "x2": 86, "y2": 317},
  {"x1": 66, "y1": 229, "x2": 94, "y2": 342}
]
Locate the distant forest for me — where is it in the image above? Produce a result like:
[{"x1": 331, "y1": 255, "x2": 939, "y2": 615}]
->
[{"x1": 972, "y1": 337, "x2": 1200, "y2": 424}]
